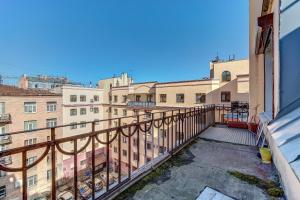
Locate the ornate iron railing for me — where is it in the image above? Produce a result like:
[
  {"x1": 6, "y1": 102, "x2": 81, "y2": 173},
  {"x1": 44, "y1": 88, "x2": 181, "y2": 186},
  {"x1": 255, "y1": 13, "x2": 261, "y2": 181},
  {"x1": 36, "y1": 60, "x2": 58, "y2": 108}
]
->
[
  {"x1": 0, "y1": 114, "x2": 11, "y2": 124},
  {"x1": 0, "y1": 105, "x2": 248, "y2": 200}
]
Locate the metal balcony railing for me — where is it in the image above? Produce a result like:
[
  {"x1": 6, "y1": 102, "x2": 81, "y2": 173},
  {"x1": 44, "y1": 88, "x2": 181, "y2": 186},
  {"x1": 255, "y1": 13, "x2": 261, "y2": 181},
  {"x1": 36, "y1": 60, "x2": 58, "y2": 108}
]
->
[
  {"x1": 0, "y1": 135, "x2": 12, "y2": 145},
  {"x1": 0, "y1": 105, "x2": 248, "y2": 200},
  {"x1": 0, "y1": 114, "x2": 11, "y2": 124},
  {"x1": 127, "y1": 101, "x2": 156, "y2": 108}
]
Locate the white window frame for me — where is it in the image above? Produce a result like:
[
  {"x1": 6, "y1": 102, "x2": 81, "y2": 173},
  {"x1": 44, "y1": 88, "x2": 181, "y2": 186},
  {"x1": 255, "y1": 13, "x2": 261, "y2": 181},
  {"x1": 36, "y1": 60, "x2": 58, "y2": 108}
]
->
[
  {"x1": 24, "y1": 120, "x2": 37, "y2": 131},
  {"x1": 24, "y1": 102, "x2": 37, "y2": 113},
  {"x1": 46, "y1": 118, "x2": 57, "y2": 128},
  {"x1": 47, "y1": 102, "x2": 57, "y2": 112},
  {"x1": 27, "y1": 175, "x2": 37, "y2": 188}
]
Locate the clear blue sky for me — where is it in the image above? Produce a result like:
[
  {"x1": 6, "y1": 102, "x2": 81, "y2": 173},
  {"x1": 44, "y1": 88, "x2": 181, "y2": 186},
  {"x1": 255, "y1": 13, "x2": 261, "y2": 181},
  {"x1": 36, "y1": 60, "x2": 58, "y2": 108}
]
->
[{"x1": 0, "y1": 0, "x2": 249, "y2": 85}]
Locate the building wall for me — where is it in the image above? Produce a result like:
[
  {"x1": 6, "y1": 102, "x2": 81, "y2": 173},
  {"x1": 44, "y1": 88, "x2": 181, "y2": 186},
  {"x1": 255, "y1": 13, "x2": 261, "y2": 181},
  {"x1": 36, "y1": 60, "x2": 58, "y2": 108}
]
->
[
  {"x1": 61, "y1": 86, "x2": 104, "y2": 177},
  {"x1": 156, "y1": 80, "x2": 215, "y2": 107},
  {"x1": 249, "y1": 0, "x2": 265, "y2": 120},
  {"x1": 0, "y1": 95, "x2": 62, "y2": 200}
]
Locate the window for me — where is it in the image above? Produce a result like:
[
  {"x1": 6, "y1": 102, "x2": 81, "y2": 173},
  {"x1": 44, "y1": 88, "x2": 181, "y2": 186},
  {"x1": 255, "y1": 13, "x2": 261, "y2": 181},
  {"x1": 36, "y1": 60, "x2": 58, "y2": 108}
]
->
[
  {"x1": 80, "y1": 95, "x2": 86, "y2": 102},
  {"x1": 160, "y1": 94, "x2": 167, "y2": 103},
  {"x1": 24, "y1": 102, "x2": 36, "y2": 113},
  {"x1": 70, "y1": 123, "x2": 77, "y2": 130},
  {"x1": 0, "y1": 171, "x2": 6, "y2": 178},
  {"x1": 47, "y1": 170, "x2": 51, "y2": 181},
  {"x1": 108, "y1": 107, "x2": 112, "y2": 113},
  {"x1": 46, "y1": 118, "x2": 57, "y2": 128},
  {"x1": 70, "y1": 109, "x2": 77, "y2": 116},
  {"x1": 24, "y1": 138, "x2": 37, "y2": 146},
  {"x1": 133, "y1": 138, "x2": 137, "y2": 146},
  {"x1": 114, "y1": 147, "x2": 118, "y2": 153},
  {"x1": 80, "y1": 160, "x2": 86, "y2": 165},
  {"x1": 24, "y1": 120, "x2": 37, "y2": 131},
  {"x1": 47, "y1": 102, "x2": 57, "y2": 112},
  {"x1": 222, "y1": 71, "x2": 231, "y2": 82},
  {"x1": 146, "y1": 142, "x2": 151, "y2": 150},
  {"x1": 136, "y1": 95, "x2": 141, "y2": 102},
  {"x1": 123, "y1": 109, "x2": 127, "y2": 116},
  {"x1": 147, "y1": 94, "x2": 153, "y2": 102},
  {"x1": 221, "y1": 92, "x2": 231, "y2": 102},
  {"x1": 27, "y1": 175, "x2": 37, "y2": 187},
  {"x1": 26, "y1": 156, "x2": 37, "y2": 166},
  {"x1": 133, "y1": 110, "x2": 139, "y2": 116},
  {"x1": 122, "y1": 95, "x2": 127, "y2": 103},
  {"x1": 122, "y1": 137, "x2": 127, "y2": 143},
  {"x1": 133, "y1": 153, "x2": 138, "y2": 161},
  {"x1": 0, "y1": 185, "x2": 6, "y2": 198},
  {"x1": 113, "y1": 121, "x2": 118, "y2": 127},
  {"x1": 80, "y1": 121, "x2": 86, "y2": 128},
  {"x1": 122, "y1": 150, "x2": 127, "y2": 157},
  {"x1": 196, "y1": 93, "x2": 206, "y2": 104},
  {"x1": 176, "y1": 94, "x2": 184, "y2": 103},
  {"x1": 109, "y1": 95, "x2": 112, "y2": 102},
  {"x1": 94, "y1": 107, "x2": 99, "y2": 113},
  {"x1": 114, "y1": 109, "x2": 118, "y2": 115},
  {"x1": 113, "y1": 95, "x2": 118, "y2": 103},
  {"x1": 70, "y1": 95, "x2": 77, "y2": 102},
  {"x1": 94, "y1": 95, "x2": 99, "y2": 102},
  {"x1": 80, "y1": 108, "x2": 86, "y2": 115},
  {"x1": 90, "y1": 107, "x2": 94, "y2": 112}
]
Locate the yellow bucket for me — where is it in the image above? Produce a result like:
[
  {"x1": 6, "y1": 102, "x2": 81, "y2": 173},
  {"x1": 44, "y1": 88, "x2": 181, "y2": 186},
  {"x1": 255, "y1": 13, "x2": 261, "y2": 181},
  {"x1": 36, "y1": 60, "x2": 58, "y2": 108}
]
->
[{"x1": 260, "y1": 148, "x2": 272, "y2": 163}]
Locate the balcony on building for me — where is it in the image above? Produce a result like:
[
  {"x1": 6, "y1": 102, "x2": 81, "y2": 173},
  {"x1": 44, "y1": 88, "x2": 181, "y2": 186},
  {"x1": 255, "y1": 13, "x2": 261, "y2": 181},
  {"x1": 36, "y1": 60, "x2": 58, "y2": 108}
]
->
[
  {"x1": 127, "y1": 101, "x2": 156, "y2": 108},
  {"x1": 0, "y1": 114, "x2": 11, "y2": 124},
  {"x1": 0, "y1": 156, "x2": 12, "y2": 165},
  {"x1": 0, "y1": 105, "x2": 285, "y2": 200},
  {"x1": 0, "y1": 135, "x2": 12, "y2": 145}
]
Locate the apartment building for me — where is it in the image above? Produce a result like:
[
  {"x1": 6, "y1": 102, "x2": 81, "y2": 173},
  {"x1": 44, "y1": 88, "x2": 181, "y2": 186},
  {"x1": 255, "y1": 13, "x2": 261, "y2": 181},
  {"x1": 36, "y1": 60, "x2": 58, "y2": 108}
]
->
[
  {"x1": 98, "y1": 59, "x2": 249, "y2": 174},
  {"x1": 19, "y1": 74, "x2": 82, "y2": 90},
  {"x1": 249, "y1": 0, "x2": 300, "y2": 199},
  {"x1": 58, "y1": 86, "x2": 105, "y2": 178},
  {"x1": 0, "y1": 85, "x2": 62, "y2": 200}
]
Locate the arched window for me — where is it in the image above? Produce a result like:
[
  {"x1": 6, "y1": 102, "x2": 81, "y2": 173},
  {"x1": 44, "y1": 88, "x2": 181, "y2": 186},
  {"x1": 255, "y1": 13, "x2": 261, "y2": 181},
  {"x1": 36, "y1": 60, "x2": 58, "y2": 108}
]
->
[{"x1": 222, "y1": 71, "x2": 231, "y2": 82}]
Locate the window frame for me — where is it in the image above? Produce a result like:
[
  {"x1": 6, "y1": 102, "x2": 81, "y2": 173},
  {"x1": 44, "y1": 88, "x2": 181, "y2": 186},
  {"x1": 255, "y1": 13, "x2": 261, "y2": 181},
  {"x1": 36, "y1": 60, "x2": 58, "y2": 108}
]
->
[
  {"x1": 24, "y1": 102, "x2": 37, "y2": 113},
  {"x1": 195, "y1": 93, "x2": 206, "y2": 104},
  {"x1": 176, "y1": 94, "x2": 185, "y2": 103},
  {"x1": 160, "y1": 94, "x2": 167, "y2": 103},
  {"x1": 46, "y1": 101, "x2": 57, "y2": 112},
  {"x1": 221, "y1": 91, "x2": 231, "y2": 102}
]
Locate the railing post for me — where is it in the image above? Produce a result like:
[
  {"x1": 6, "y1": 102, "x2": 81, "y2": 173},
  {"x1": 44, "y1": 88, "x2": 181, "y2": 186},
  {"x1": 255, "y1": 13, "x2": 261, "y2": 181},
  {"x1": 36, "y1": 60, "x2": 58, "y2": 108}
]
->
[
  {"x1": 128, "y1": 126, "x2": 131, "y2": 179},
  {"x1": 171, "y1": 110, "x2": 174, "y2": 155},
  {"x1": 22, "y1": 151, "x2": 27, "y2": 200},
  {"x1": 51, "y1": 128, "x2": 56, "y2": 200},
  {"x1": 106, "y1": 131, "x2": 110, "y2": 191},
  {"x1": 118, "y1": 119, "x2": 121, "y2": 184},
  {"x1": 137, "y1": 115, "x2": 140, "y2": 168},
  {"x1": 91, "y1": 122, "x2": 95, "y2": 200}
]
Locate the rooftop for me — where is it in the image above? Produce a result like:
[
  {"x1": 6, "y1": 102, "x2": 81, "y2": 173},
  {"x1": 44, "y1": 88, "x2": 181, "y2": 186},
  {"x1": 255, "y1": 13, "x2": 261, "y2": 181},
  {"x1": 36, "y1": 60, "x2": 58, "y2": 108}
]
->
[{"x1": 0, "y1": 84, "x2": 61, "y2": 96}]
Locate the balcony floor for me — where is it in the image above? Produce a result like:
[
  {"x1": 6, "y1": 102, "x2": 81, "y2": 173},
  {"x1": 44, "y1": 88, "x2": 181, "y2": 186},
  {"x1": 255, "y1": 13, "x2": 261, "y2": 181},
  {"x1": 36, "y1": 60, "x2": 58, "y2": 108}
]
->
[{"x1": 116, "y1": 129, "x2": 278, "y2": 200}]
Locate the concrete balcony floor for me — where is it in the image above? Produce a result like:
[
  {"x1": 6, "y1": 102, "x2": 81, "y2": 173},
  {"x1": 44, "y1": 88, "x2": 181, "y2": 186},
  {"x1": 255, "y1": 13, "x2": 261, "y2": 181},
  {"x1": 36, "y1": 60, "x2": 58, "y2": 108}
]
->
[{"x1": 115, "y1": 128, "x2": 280, "y2": 200}]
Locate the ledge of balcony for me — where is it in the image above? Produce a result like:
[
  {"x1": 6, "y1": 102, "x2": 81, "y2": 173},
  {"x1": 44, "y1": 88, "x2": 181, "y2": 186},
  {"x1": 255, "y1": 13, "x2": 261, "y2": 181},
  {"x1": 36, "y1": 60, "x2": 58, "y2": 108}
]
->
[{"x1": 114, "y1": 129, "x2": 281, "y2": 200}]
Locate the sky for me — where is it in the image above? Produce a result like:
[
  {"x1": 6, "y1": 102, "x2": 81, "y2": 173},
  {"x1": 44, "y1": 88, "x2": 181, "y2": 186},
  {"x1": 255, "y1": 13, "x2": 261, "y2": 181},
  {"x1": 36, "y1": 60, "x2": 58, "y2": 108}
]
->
[{"x1": 0, "y1": 0, "x2": 249, "y2": 85}]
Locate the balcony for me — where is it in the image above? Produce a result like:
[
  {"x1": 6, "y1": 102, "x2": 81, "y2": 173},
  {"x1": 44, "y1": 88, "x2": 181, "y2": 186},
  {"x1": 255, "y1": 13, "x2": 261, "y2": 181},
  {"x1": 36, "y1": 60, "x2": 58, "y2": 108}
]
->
[
  {"x1": 127, "y1": 101, "x2": 156, "y2": 108},
  {"x1": 0, "y1": 135, "x2": 12, "y2": 145},
  {"x1": 0, "y1": 105, "x2": 283, "y2": 200},
  {"x1": 0, "y1": 114, "x2": 11, "y2": 124},
  {"x1": 0, "y1": 156, "x2": 12, "y2": 165}
]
